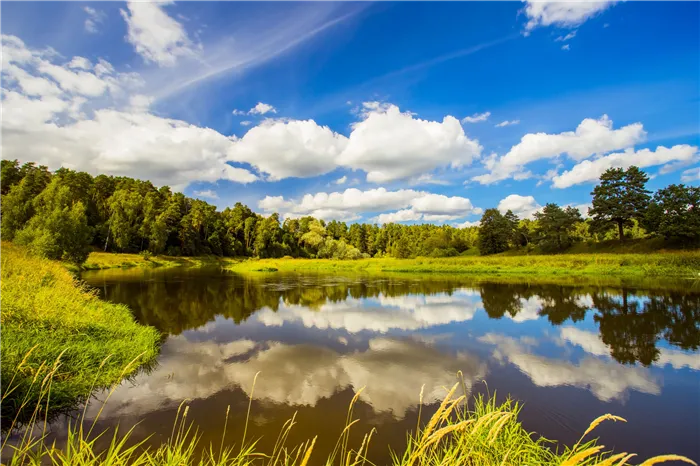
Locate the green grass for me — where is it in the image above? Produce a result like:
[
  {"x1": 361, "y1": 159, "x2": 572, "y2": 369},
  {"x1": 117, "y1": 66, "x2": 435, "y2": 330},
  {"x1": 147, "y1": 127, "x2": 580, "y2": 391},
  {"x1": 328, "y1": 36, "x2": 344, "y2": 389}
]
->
[
  {"x1": 3, "y1": 374, "x2": 696, "y2": 466},
  {"x1": 224, "y1": 251, "x2": 700, "y2": 280},
  {"x1": 81, "y1": 251, "x2": 226, "y2": 271},
  {"x1": 0, "y1": 243, "x2": 161, "y2": 427}
]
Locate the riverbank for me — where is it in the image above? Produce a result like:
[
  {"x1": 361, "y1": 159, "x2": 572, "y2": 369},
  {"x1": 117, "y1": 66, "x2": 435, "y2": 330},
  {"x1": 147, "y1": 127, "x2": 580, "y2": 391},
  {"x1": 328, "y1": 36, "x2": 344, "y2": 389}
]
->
[
  {"x1": 225, "y1": 252, "x2": 700, "y2": 279},
  {"x1": 0, "y1": 243, "x2": 160, "y2": 426}
]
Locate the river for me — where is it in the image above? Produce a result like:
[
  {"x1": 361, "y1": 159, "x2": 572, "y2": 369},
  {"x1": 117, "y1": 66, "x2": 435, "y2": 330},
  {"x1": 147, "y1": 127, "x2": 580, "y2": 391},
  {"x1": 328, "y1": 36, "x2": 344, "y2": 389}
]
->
[{"x1": 51, "y1": 267, "x2": 700, "y2": 463}]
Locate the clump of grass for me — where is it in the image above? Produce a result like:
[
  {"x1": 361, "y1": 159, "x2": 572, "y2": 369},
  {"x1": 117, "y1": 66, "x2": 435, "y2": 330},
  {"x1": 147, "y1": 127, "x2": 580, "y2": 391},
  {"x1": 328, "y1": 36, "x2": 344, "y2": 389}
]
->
[
  {"x1": 3, "y1": 366, "x2": 697, "y2": 466},
  {"x1": 0, "y1": 243, "x2": 160, "y2": 426}
]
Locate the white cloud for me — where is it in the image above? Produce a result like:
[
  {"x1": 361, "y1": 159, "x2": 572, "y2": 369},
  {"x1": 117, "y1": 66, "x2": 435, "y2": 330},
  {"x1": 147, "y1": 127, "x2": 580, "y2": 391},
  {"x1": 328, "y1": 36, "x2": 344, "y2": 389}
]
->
[
  {"x1": 128, "y1": 94, "x2": 154, "y2": 111},
  {"x1": 334, "y1": 175, "x2": 347, "y2": 185},
  {"x1": 375, "y1": 209, "x2": 423, "y2": 224},
  {"x1": 228, "y1": 119, "x2": 348, "y2": 181},
  {"x1": 455, "y1": 220, "x2": 480, "y2": 228},
  {"x1": 1, "y1": 34, "x2": 258, "y2": 190},
  {"x1": 240, "y1": 120, "x2": 252, "y2": 126},
  {"x1": 561, "y1": 44, "x2": 571, "y2": 51},
  {"x1": 495, "y1": 120, "x2": 520, "y2": 127},
  {"x1": 339, "y1": 103, "x2": 482, "y2": 183},
  {"x1": 506, "y1": 297, "x2": 543, "y2": 322},
  {"x1": 681, "y1": 167, "x2": 700, "y2": 182},
  {"x1": 555, "y1": 30, "x2": 577, "y2": 42},
  {"x1": 475, "y1": 115, "x2": 646, "y2": 185},
  {"x1": 523, "y1": 1, "x2": 617, "y2": 31},
  {"x1": 84, "y1": 6, "x2": 106, "y2": 34},
  {"x1": 259, "y1": 188, "x2": 481, "y2": 224},
  {"x1": 498, "y1": 194, "x2": 542, "y2": 219},
  {"x1": 462, "y1": 111, "x2": 491, "y2": 124},
  {"x1": 194, "y1": 189, "x2": 218, "y2": 200},
  {"x1": 480, "y1": 333, "x2": 659, "y2": 402},
  {"x1": 259, "y1": 187, "x2": 419, "y2": 221},
  {"x1": 232, "y1": 109, "x2": 246, "y2": 116},
  {"x1": 552, "y1": 145, "x2": 699, "y2": 188},
  {"x1": 120, "y1": 0, "x2": 195, "y2": 67},
  {"x1": 248, "y1": 102, "x2": 277, "y2": 115}
]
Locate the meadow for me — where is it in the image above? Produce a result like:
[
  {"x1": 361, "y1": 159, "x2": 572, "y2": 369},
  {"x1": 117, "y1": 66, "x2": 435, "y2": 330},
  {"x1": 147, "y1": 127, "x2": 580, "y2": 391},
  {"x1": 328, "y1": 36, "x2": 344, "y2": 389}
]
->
[
  {"x1": 0, "y1": 243, "x2": 160, "y2": 426},
  {"x1": 223, "y1": 252, "x2": 700, "y2": 279}
]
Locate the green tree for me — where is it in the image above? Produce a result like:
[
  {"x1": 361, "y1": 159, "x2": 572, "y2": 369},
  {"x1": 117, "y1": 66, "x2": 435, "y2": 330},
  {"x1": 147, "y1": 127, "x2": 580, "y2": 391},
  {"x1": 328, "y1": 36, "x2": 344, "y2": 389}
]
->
[
  {"x1": 14, "y1": 179, "x2": 93, "y2": 264},
  {"x1": 589, "y1": 166, "x2": 650, "y2": 241},
  {"x1": 644, "y1": 184, "x2": 700, "y2": 244},
  {"x1": 533, "y1": 204, "x2": 583, "y2": 251},
  {"x1": 1, "y1": 163, "x2": 52, "y2": 240},
  {"x1": 478, "y1": 209, "x2": 513, "y2": 255}
]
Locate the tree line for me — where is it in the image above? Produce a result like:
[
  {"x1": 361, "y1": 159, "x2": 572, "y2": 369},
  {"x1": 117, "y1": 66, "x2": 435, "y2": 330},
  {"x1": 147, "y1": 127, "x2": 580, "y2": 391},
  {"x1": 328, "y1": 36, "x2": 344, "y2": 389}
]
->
[
  {"x1": 1, "y1": 160, "x2": 698, "y2": 264},
  {"x1": 478, "y1": 166, "x2": 699, "y2": 254}
]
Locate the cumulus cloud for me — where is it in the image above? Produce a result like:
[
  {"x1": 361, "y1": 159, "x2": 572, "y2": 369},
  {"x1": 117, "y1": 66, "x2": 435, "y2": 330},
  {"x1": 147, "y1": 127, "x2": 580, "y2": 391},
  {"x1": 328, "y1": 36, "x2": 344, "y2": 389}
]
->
[
  {"x1": 475, "y1": 115, "x2": 646, "y2": 185},
  {"x1": 462, "y1": 111, "x2": 491, "y2": 123},
  {"x1": 249, "y1": 102, "x2": 277, "y2": 115},
  {"x1": 334, "y1": 175, "x2": 347, "y2": 185},
  {"x1": 1, "y1": 34, "x2": 257, "y2": 190},
  {"x1": 338, "y1": 103, "x2": 482, "y2": 183},
  {"x1": 455, "y1": 220, "x2": 480, "y2": 228},
  {"x1": 227, "y1": 119, "x2": 348, "y2": 181},
  {"x1": 523, "y1": 1, "x2": 617, "y2": 31},
  {"x1": 495, "y1": 119, "x2": 520, "y2": 128},
  {"x1": 259, "y1": 188, "x2": 481, "y2": 223},
  {"x1": 498, "y1": 194, "x2": 542, "y2": 219},
  {"x1": 84, "y1": 6, "x2": 106, "y2": 34},
  {"x1": 552, "y1": 145, "x2": 699, "y2": 188},
  {"x1": 480, "y1": 333, "x2": 659, "y2": 402},
  {"x1": 120, "y1": 0, "x2": 196, "y2": 67}
]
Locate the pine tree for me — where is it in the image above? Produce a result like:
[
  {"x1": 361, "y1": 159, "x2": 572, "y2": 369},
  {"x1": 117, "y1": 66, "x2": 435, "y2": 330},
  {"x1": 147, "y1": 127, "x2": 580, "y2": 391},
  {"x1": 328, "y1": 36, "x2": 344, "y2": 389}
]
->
[{"x1": 589, "y1": 166, "x2": 650, "y2": 241}]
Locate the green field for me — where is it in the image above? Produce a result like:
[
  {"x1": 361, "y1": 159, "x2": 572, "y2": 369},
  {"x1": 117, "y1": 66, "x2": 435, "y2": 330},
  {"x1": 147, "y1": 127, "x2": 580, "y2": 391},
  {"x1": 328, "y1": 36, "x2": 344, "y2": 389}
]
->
[
  {"x1": 0, "y1": 243, "x2": 160, "y2": 426},
  {"x1": 224, "y1": 251, "x2": 700, "y2": 279}
]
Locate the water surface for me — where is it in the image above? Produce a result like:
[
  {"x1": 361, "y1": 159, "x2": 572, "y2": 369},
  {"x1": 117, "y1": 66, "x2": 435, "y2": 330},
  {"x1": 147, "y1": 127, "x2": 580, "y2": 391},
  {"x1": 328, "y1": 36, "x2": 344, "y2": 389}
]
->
[{"x1": 64, "y1": 268, "x2": 700, "y2": 462}]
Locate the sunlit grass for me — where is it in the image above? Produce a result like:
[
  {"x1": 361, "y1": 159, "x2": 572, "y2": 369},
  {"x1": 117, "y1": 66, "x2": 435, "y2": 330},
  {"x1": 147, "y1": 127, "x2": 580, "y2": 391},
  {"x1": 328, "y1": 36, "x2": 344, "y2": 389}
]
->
[
  {"x1": 0, "y1": 243, "x2": 160, "y2": 426},
  {"x1": 224, "y1": 251, "x2": 700, "y2": 279}
]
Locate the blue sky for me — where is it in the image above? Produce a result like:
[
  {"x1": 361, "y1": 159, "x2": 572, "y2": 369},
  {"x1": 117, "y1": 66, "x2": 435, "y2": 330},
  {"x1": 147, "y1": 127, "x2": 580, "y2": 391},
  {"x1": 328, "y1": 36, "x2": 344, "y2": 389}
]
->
[{"x1": 2, "y1": 1, "x2": 699, "y2": 225}]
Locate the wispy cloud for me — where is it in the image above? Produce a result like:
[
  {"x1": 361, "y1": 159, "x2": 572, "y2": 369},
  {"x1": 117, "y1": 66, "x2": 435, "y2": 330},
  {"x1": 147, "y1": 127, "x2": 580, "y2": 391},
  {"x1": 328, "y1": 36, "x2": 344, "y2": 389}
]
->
[
  {"x1": 145, "y1": 4, "x2": 366, "y2": 102},
  {"x1": 495, "y1": 119, "x2": 520, "y2": 127}
]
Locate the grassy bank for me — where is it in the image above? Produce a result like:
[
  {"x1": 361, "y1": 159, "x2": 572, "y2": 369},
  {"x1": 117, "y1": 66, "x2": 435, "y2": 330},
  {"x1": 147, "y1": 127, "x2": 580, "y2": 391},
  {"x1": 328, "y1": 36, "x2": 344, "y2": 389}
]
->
[
  {"x1": 0, "y1": 243, "x2": 160, "y2": 427},
  {"x1": 4, "y1": 378, "x2": 695, "y2": 466},
  {"x1": 82, "y1": 251, "x2": 226, "y2": 271},
  {"x1": 224, "y1": 251, "x2": 700, "y2": 279}
]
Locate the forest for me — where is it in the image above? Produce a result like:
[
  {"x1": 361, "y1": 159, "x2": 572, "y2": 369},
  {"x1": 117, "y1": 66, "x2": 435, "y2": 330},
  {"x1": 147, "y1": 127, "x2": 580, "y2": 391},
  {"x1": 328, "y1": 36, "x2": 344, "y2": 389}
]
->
[{"x1": 1, "y1": 159, "x2": 698, "y2": 265}]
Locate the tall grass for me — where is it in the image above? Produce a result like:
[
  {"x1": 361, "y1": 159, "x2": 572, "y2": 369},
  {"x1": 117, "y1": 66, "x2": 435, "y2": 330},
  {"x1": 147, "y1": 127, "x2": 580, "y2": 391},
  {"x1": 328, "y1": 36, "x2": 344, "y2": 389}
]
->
[
  {"x1": 1, "y1": 243, "x2": 160, "y2": 426},
  {"x1": 2, "y1": 364, "x2": 696, "y2": 466}
]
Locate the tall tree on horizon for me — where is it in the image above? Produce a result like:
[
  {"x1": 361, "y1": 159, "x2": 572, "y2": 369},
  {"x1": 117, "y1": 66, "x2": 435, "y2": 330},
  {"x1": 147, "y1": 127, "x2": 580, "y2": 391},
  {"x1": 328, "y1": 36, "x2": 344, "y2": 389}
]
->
[{"x1": 589, "y1": 166, "x2": 650, "y2": 241}]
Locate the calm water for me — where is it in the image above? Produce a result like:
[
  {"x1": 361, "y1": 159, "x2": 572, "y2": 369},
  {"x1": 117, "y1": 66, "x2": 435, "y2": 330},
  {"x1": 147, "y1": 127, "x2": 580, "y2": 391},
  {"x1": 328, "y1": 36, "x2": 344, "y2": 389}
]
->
[{"x1": 56, "y1": 268, "x2": 700, "y2": 462}]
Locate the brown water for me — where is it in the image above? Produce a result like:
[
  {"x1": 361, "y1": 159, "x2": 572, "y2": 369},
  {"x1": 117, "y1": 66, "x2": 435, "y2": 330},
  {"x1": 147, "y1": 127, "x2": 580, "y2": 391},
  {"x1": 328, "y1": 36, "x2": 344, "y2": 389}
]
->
[{"x1": 48, "y1": 268, "x2": 700, "y2": 462}]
